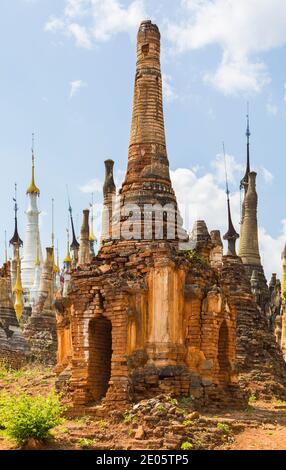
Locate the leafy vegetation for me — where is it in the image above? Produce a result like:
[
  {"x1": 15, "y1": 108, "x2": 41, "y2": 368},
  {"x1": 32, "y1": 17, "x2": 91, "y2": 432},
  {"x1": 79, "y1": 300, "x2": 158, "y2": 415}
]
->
[
  {"x1": 155, "y1": 404, "x2": 166, "y2": 413},
  {"x1": 248, "y1": 394, "x2": 257, "y2": 405},
  {"x1": 0, "y1": 390, "x2": 65, "y2": 446},
  {"x1": 180, "y1": 396, "x2": 193, "y2": 409},
  {"x1": 272, "y1": 398, "x2": 285, "y2": 405},
  {"x1": 181, "y1": 441, "x2": 193, "y2": 450},
  {"x1": 123, "y1": 411, "x2": 138, "y2": 425},
  {"x1": 0, "y1": 364, "x2": 51, "y2": 383},
  {"x1": 78, "y1": 438, "x2": 96, "y2": 449},
  {"x1": 183, "y1": 419, "x2": 193, "y2": 426},
  {"x1": 169, "y1": 398, "x2": 179, "y2": 406},
  {"x1": 184, "y1": 250, "x2": 209, "y2": 267},
  {"x1": 217, "y1": 422, "x2": 231, "y2": 436}
]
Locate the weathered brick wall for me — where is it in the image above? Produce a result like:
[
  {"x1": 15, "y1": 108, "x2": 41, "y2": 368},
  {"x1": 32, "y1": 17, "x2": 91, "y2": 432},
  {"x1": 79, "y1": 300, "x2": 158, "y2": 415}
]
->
[
  {"x1": 23, "y1": 248, "x2": 57, "y2": 365},
  {"x1": 221, "y1": 256, "x2": 286, "y2": 399},
  {"x1": 55, "y1": 241, "x2": 241, "y2": 411},
  {"x1": 0, "y1": 262, "x2": 30, "y2": 368}
]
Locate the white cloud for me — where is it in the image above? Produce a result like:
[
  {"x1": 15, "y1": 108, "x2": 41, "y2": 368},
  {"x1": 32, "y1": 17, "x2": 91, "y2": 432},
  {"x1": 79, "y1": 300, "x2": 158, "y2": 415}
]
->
[
  {"x1": 68, "y1": 23, "x2": 92, "y2": 48},
  {"x1": 64, "y1": 0, "x2": 90, "y2": 18},
  {"x1": 259, "y1": 221, "x2": 286, "y2": 278},
  {"x1": 90, "y1": 0, "x2": 146, "y2": 42},
  {"x1": 162, "y1": 74, "x2": 178, "y2": 103},
  {"x1": 204, "y1": 56, "x2": 270, "y2": 95},
  {"x1": 171, "y1": 163, "x2": 283, "y2": 280},
  {"x1": 79, "y1": 150, "x2": 281, "y2": 280},
  {"x1": 266, "y1": 97, "x2": 278, "y2": 116},
  {"x1": 171, "y1": 166, "x2": 241, "y2": 240},
  {"x1": 69, "y1": 79, "x2": 87, "y2": 98},
  {"x1": 211, "y1": 153, "x2": 244, "y2": 185},
  {"x1": 167, "y1": 0, "x2": 286, "y2": 95},
  {"x1": 45, "y1": 0, "x2": 147, "y2": 47},
  {"x1": 45, "y1": 17, "x2": 65, "y2": 33},
  {"x1": 79, "y1": 178, "x2": 103, "y2": 193},
  {"x1": 261, "y1": 166, "x2": 274, "y2": 185}
]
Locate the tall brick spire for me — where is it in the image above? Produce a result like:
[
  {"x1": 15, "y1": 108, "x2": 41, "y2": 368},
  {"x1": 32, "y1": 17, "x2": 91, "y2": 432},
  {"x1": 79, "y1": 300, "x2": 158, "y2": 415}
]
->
[
  {"x1": 238, "y1": 130, "x2": 269, "y2": 308},
  {"x1": 239, "y1": 171, "x2": 261, "y2": 265},
  {"x1": 119, "y1": 20, "x2": 186, "y2": 241}
]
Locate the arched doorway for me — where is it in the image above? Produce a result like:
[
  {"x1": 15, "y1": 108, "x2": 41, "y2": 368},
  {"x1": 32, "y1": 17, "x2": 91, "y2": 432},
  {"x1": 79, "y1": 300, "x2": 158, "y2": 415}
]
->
[
  {"x1": 217, "y1": 320, "x2": 231, "y2": 384},
  {"x1": 88, "y1": 316, "x2": 112, "y2": 401}
]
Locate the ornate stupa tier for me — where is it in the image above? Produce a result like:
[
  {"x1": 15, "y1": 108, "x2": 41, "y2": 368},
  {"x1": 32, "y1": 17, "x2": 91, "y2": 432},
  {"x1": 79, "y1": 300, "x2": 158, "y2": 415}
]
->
[
  {"x1": 22, "y1": 144, "x2": 43, "y2": 292},
  {"x1": 122, "y1": 21, "x2": 171, "y2": 195},
  {"x1": 22, "y1": 193, "x2": 43, "y2": 290},
  {"x1": 238, "y1": 120, "x2": 269, "y2": 308},
  {"x1": 239, "y1": 172, "x2": 261, "y2": 266},
  {"x1": 117, "y1": 21, "x2": 187, "y2": 243}
]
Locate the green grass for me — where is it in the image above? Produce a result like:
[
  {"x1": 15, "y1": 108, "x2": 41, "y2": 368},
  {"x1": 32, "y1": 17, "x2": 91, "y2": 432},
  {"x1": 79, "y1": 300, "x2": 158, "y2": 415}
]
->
[{"x1": 0, "y1": 364, "x2": 51, "y2": 383}]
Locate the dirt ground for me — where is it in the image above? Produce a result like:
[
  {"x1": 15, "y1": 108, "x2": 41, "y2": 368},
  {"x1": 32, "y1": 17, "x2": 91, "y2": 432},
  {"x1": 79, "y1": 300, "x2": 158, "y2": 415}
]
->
[{"x1": 0, "y1": 365, "x2": 286, "y2": 451}]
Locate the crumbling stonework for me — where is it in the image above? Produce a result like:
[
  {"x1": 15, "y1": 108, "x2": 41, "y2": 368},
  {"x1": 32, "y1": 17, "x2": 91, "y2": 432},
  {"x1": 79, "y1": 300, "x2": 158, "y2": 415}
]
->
[
  {"x1": 23, "y1": 248, "x2": 57, "y2": 365},
  {"x1": 0, "y1": 262, "x2": 30, "y2": 368},
  {"x1": 275, "y1": 300, "x2": 286, "y2": 361},
  {"x1": 55, "y1": 239, "x2": 244, "y2": 411},
  {"x1": 79, "y1": 210, "x2": 91, "y2": 266},
  {"x1": 239, "y1": 170, "x2": 269, "y2": 308},
  {"x1": 101, "y1": 160, "x2": 116, "y2": 244},
  {"x1": 210, "y1": 230, "x2": 223, "y2": 270},
  {"x1": 55, "y1": 20, "x2": 286, "y2": 414},
  {"x1": 221, "y1": 256, "x2": 286, "y2": 400},
  {"x1": 54, "y1": 22, "x2": 247, "y2": 412}
]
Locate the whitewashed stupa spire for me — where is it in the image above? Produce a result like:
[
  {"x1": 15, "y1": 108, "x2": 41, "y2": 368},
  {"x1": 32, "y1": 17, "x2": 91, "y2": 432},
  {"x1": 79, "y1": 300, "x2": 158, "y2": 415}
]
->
[
  {"x1": 30, "y1": 232, "x2": 42, "y2": 305},
  {"x1": 22, "y1": 134, "x2": 43, "y2": 292}
]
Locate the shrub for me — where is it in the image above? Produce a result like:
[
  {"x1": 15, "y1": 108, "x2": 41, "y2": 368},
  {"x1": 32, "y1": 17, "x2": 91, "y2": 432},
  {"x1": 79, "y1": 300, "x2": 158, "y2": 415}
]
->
[
  {"x1": 0, "y1": 390, "x2": 65, "y2": 445},
  {"x1": 181, "y1": 442, "x2": 193, "y2": 450},
  {"x1": 217, "y1": 423, "x2": 231, "y2": 436}
]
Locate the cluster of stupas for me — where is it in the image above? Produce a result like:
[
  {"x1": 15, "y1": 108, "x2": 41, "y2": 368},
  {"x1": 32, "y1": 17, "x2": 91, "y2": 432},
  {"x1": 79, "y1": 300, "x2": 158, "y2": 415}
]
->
[
  {"x1": 1, "y1": 20, "x2": 286, "y2": 411},
  {"x1": 0, "y1": 135, "x2": 98, "y2": 364}
]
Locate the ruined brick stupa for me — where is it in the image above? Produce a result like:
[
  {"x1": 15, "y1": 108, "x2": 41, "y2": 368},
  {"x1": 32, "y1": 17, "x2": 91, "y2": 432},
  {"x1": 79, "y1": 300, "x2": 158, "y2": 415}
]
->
[
  {"x1": 0, "y1": 263, "x2": 30, "y2": 367},
  {"x1": 55, "y1": 21, "x2": 244, "y2": 411}
]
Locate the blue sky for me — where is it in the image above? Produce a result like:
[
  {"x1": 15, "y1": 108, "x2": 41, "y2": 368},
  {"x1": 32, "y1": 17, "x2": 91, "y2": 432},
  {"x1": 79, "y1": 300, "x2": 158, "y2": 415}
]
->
[{"x1": 1, "y1": 0, "x2": 286, "y2": 278}]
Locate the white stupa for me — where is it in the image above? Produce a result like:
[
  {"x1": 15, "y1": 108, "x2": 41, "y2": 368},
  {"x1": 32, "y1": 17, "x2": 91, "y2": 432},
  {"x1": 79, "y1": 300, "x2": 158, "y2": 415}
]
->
[
  {"x1": 21, "y1": 139, "x2": 43, "y2": 293},
  {"x1": 30, "y1": 235, "x2": 42, "y2": 305}
]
